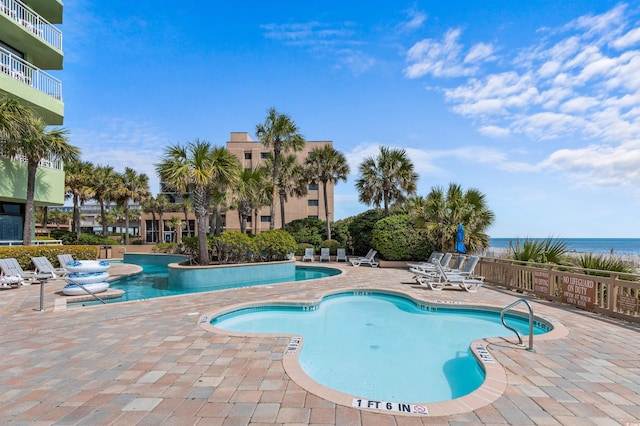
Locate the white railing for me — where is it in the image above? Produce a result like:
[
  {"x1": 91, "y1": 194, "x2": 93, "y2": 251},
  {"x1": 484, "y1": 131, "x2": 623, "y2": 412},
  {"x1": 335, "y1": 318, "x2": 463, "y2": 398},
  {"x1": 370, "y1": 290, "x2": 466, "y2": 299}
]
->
[
  {"x1": 0, "y1": 151, "x2": 64, "y2": 170},
  {"x1": 0, "y1": 239, "x2": 63, "y2": 246},
  {"x1": 0, "y1": 0, "x2": 62, "y2": 50},
  {"x1": 0, "y1": 45, "x2": 62, "y2": 100}
]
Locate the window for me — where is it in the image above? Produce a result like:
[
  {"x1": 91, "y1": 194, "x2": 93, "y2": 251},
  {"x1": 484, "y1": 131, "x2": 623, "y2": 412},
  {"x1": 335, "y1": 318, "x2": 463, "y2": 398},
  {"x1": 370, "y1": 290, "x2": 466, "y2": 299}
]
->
[
  {"x1": 308, "y1": 183, "x2": 318, "y2": 190},
  {"x1": 308, "y1": 199, "x2": 319, "y2": 206},
  {"x1": 260, "y1": 152, "x2": 270, "y2": 159},
  {"x1": 244, "y1": 152, "x2": 252, "y2": 160},
  {"x1": 308, "y1": 215, "x2": 318, "y2": 219},
  {"x1": 260, "y1": 215, "x2": 271, "y2": 222}
]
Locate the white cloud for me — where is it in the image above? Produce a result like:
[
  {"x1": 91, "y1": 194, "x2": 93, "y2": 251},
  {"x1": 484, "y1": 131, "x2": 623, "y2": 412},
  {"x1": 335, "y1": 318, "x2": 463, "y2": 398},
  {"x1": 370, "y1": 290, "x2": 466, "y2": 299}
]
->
[
  {"x1": 611, "y1": 27, "x2": 640, "y2": 49},
  {"x1": 70, "y1": 117, "x2": 168, "y2": 194},
  {"x1": 478, "y1": 125, "x2": 511, "y2": 138},
  {"x1": 400, "y1": 7, "x2": 427, "y2": 31},
  {"x1": 464, "y1": 42, "x2": 496, "y2": 64},
  {"x1": 404, "y1": 28, "x2": 482, "y2": 78}
]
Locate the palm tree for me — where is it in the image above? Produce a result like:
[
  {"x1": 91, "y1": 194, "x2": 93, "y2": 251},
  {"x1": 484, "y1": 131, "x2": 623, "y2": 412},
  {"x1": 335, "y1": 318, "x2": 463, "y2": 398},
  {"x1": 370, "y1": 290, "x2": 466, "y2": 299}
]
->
[
  {"x1": 355, "y1": 146, "x2": 418, "y2": 217},
  {"x1": 154, "y1": 194, "x2": 170, "y2": 242},
  {"x1": 267, "y1": 154, "x2": 307, "y2": 229},
  {"x1": 156, "y1": 140, "x2": 240, "y2": 265},
  {"x1": 114, "y1": 167, "x2": 150, "y2": 245},
  {"x1": 180, "y1": 195, "x2": 193, "y2": 237},
  {"x1": 255, "y1": 107, "x2": 305, "y2": 229},
  {"x1": 208, "y1": 146, "x2": 241, "y2": 236},
  {"x1": 142, "y1": 196, "x2": 159, "y2": 243},
  {"x1": 418, "y1": 183, "x2": 495, "y2": 252},
  {"x1": 305, "y1": 145, "x2": 349, "y2": 240},
  {"x1": 91, "y1": 165, "x2": 118, "y2": 238},
  {"x1": 232, "y1": 167, "x2": 267, "y2": 233},
  {"x1": 64, "y1": 160, "x2": 94, "y2": 239},
  {"x1": 0, "y1": 99, "x2": 81, "y2": 245}
]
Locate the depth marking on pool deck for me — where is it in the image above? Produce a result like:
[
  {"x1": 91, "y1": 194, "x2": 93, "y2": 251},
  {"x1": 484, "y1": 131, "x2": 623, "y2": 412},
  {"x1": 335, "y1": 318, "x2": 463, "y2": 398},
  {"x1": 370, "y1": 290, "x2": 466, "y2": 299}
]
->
[
  {"x1": 473, "y1": 343, "x2": 495, "y2": 363},
  {"x1": 352, "y1": 399, "x2": 429, "y2": 415},
  {"x1": 285, "y1": 336, "x2": 302, "y2": 355}
]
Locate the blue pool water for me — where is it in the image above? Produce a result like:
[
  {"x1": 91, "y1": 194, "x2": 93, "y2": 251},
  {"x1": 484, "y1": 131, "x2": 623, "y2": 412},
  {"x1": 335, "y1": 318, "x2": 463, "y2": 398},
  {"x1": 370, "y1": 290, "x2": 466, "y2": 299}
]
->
[
  {"x1": 212, "y1": 292, "x2": 549, "y2": 403},
  {"x1": 74, "y1": 264, "x2": 339, "y2": 305}
]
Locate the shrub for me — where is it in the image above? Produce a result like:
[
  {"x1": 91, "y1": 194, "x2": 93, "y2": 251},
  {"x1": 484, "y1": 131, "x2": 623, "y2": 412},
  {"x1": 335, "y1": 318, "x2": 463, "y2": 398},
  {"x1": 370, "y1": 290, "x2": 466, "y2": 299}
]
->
[
  {"x1": 296, "y1": 242, "x2": 314, "y2": 256},
  {"x1": 510, "y1": 237, "x2": 569, "y2": 264},
  {"x1": 284, "y1": 218, "x2": 325, "y2": 247},
  {"x1": 214, "y1": 231, "x2": 257, "y2": 264},
  {"x1": 321, "y1": 239, "x2": 341, "y2": 255},
  {"x1": 370, "y1": 214, "x2": 430, "y2": 261},
  {"x1": 0, "y1": 245, "x2": 99, "y2": 269},
  {"x1": 152, "y1": 242, "x2": 181, "y2": 254},
  {"x1": 254, "y1": 229, "x2": 297, "y2": 261},
  {"x1": 572, "y1": 253, "x2": 635, "y2": 278},
  {"x1": 347, "y1": 209, "x2": 386, "y2": 256}
]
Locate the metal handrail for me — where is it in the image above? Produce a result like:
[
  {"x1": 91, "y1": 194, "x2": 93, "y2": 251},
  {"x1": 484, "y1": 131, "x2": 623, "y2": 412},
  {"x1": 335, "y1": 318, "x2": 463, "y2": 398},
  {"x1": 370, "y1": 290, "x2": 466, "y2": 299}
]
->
[
  {"x1": 72, "y1": 282, "x2": 107, "y2": 304},
  {"x1": 500, "y1": 298, "x2": 535, "y2": 352}
]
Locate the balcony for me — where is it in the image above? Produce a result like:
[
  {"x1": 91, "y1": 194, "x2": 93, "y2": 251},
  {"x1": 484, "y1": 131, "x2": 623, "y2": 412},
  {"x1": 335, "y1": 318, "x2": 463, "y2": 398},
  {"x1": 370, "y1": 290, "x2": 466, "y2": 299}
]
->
[
  {"x1": 1, "y1": 44, "x2": 61, "y2": 100},
  {"x1": 1, "y1": 0, "x2": 62, "y2": 51}
]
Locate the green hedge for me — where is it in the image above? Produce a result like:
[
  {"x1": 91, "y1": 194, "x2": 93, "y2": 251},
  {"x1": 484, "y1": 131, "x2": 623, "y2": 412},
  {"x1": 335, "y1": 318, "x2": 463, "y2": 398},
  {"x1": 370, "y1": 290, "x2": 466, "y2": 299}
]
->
[{"x1": 0, "y1": 245, "x2": 100, "y2": 269}]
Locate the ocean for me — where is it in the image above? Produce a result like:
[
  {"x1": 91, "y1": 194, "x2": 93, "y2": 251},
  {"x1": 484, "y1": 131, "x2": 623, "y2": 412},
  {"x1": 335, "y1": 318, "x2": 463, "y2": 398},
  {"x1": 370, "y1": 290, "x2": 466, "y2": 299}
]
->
[{"x1": 489, "y1": 238, "x2": 640, "y2": 255}]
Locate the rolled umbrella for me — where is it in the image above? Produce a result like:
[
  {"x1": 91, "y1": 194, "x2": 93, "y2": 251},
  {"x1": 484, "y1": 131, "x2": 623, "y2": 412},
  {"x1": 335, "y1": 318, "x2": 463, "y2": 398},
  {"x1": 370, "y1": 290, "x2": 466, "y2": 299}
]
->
[{"x1": 455, "y1": 224, "x2": 467, "y2": 254}]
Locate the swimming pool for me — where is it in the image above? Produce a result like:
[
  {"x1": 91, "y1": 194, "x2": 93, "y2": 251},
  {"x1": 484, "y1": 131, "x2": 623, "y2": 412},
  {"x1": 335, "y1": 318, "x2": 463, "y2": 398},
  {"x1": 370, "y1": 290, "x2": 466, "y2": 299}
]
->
[
  {"x1": 210, "y1": 292, "x2": 550, "y2": 405},
  {"x1": 73, "y1": 263, "x2": 340, "y2": 305}
]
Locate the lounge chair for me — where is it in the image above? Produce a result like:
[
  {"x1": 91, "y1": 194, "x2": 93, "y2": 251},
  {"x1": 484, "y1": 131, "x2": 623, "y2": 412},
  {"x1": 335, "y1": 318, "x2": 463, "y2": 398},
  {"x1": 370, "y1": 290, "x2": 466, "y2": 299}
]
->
[
  {"x1": 336, "y1": 248, "x2": 348, "y2": 262},
  {"x1": 349, "y1": 249, "x2": 379, "y2": 267},
  {"x1": 319, "y1": 248, "x2": 331, "y2": 262},
  {"x1": 57, "y1": 254, "x2": 74, "y2": 268},
  {"x1": 0, "y1": 258, "x2": 37, "y2": 285},
  {"x1": 302, "y1": 248, "x2": 315, "y2": 262},
  {"x1": 31, "y1": 256, "x2": 68, "y2": 278},
  {"x1": 411, "y1": 257, "x2": 483, "y2": 292},
  {"x1": 407, "y1": 253, "x2": 452, "y2": 273}
]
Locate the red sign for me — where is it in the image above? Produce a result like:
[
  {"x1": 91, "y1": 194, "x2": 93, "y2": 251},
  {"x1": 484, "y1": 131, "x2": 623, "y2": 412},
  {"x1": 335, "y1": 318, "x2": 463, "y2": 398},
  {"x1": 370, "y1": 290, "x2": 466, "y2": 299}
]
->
[
  {"x1": 561, "y1": 275, "x2": 596, "y2": 309},
  {"x1": 533, "y1": 270, "x2": 549, "y2": 294}
]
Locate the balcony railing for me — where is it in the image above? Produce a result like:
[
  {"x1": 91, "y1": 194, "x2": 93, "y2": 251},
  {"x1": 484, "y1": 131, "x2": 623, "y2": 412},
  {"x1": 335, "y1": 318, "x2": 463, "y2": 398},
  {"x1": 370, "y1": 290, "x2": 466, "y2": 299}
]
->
[
  {"x1": 1, "y1": 0, "x2": 62, "y2": 50},
  {"x1": 0, "y1": 45, "x2": 62, "y2": 100},
  {"x1": 0, "y1": 151, "x2": 64, "y2": 170}
]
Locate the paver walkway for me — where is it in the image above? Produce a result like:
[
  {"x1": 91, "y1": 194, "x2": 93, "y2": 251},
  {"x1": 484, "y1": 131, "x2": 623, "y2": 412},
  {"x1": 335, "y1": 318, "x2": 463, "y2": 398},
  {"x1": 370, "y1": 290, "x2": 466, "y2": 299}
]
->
[{"x1": 1, "y1": 261, "x2": 639, "y2": 425}]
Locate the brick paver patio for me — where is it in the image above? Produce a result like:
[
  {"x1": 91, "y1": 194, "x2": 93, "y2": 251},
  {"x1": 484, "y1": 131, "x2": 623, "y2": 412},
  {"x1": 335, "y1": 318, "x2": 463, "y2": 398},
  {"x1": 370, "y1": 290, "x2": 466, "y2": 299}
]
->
[{"x1": 1, "y1": 261, "x2": 639, "y2": 425}]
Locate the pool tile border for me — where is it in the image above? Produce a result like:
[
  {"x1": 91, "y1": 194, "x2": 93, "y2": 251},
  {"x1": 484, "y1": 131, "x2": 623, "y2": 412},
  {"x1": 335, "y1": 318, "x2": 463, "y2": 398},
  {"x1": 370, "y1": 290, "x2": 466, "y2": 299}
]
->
[{"x1": 199, "y1": 286, "x2": 568, "y2": 417}]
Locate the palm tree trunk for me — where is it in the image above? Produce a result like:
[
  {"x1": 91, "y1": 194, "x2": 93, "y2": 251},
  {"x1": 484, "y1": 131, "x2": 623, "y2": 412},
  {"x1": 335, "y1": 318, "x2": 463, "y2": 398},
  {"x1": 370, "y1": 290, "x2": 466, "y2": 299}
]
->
[
  {"x1": 124, "y1": 204, "x2": 130, "y2": 245},
  {"x1": 100, "y1": 202, "x2": 108, "y2": 238},
  {"x1": 23, "y1": 162, "x2": 38, "y2": 246},
  {"x1": 42, "y1": 206, "x2": 48, "y2": 232},
  {"x1": 279, "y1": 193, "x2": 286, "y2": 229},
  {"x1": 322, "y1": 180, "x2": 331, "y2": 240}
]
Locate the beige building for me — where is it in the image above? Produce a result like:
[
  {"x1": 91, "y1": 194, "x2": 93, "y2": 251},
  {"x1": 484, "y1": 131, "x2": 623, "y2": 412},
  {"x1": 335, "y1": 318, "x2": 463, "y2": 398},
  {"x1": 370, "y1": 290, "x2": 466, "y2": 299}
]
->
[{"x1": 224, "y1": 132, "x2": 334, "y2": 234}]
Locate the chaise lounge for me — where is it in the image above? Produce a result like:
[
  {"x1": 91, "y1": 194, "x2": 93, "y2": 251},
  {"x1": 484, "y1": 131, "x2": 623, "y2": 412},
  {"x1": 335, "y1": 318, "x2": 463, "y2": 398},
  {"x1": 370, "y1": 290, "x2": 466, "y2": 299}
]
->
[{"x1": 349, "y1": 249, "x2": 379, "y2": 267}]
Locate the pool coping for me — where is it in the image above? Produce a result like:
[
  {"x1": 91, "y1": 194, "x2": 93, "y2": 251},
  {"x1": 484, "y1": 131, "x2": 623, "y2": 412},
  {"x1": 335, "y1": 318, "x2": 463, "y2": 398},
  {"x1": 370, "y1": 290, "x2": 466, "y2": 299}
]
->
[{"x1": 198, "y1": 286, "x2": 569, "y2": 417}]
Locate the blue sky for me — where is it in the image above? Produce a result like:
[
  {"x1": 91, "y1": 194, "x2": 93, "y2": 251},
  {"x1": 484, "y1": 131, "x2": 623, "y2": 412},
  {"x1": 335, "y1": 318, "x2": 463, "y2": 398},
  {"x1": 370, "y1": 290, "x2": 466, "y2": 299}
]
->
[{"x1": 58, "y1": 1, "x2": 640, "y2": 238}]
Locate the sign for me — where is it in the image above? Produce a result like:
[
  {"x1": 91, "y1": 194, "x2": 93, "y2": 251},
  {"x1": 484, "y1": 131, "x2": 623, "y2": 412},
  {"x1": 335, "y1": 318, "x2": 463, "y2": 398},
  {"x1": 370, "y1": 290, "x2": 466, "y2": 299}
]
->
[
  {"x1": 352, "y1": 398, "x2": 428, "y2": 415},
  {"x1": 285, "y1": 336, "x2": 302, "y2": 355},
  {"x1": 617, "y1": 294, "x2": 639, "y2": 313},
  {"x1": 533, "y1": 271, "x2": 549, "y2": 294},
  {"x1": 473, "y1": 343, "x2": 495, "y2": 363},
  {"x1": 561, "y1": 276, "x2": 596, "y2": 309}
]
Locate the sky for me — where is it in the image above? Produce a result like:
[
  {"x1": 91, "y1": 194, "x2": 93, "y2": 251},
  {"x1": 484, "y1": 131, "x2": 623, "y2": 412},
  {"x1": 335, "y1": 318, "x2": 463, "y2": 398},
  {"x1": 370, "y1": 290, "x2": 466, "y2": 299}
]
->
[{"x1": 56, "y1": 0, "x2": 640, "y2": 238}]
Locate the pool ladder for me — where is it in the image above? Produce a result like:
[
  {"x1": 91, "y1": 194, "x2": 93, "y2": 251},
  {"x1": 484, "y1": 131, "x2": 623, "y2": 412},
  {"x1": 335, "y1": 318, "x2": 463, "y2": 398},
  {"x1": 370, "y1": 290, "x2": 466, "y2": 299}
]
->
[{"x1": 500, "y1": 299, "x2": 535, "y2": 352}]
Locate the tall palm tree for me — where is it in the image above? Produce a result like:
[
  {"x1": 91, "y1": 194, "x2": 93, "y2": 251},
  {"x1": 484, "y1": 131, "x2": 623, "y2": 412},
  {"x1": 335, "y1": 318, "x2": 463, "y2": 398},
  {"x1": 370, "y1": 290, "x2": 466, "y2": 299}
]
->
[
  {"x1": 0, "y1": 99, "x2": 81, "y2": 245},
  {"x1": 91, "y1": 165, "x2": 118, "y2": 238},
  {"x1": 232, "y1": 167, "x2": 267, "y2": 233},
  {"x1": 267, "y1": 154, "x2": 307, "y2": 229},
  {"x1": 156, "y1": 140, "x2": 240, "y2": 265},
  {"x1": 305, "y1": 145, "x2": 349, "y2": 240},
  {"x1": 114, "y1": 167, "x2": 150, "y2": 245},
  {"x1": 64, "y1": 160, "x2": 94, "y2": 239},
  {"x1": 142, "y1": 196, "x2": 159, "y2": 242},
  {"x1": 180, "y1": 194, "x2": 193, "y2": 237},
  {"x1": 255, "y1": 107, "x2": 305, "y2": 229},
  {"x1": 355, "y1": 146, "x2": 418, "y2": 217},
  {"x1": 418, "y1": 183, "x2": 495, "y2": 252},
  {"x1": 154, "y1": 194, "x2": 170, "y2": 242},
  {"x1": 208, "y1": 146, "x2": 241, "y2": 236}
]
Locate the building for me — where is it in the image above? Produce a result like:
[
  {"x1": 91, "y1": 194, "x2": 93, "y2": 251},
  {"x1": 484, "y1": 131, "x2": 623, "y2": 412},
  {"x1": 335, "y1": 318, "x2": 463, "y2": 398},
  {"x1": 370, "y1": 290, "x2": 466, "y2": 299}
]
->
[
  {"x1": 0, "y1": 0, "x2": 64, "y2": 242},
  {"x1": 224, "y1": 132, "x2": 334, "y2": 233}
]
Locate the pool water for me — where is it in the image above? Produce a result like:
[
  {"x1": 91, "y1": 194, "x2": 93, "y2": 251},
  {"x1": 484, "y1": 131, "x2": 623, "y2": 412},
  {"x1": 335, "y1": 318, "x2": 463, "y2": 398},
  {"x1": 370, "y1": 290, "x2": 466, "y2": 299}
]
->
[
  {"x1": 74, "y1": 264, "x2": 338, "y2": 305},
  {"x1": 212, "y1": 292, "x2": 549, "y2": 403}
]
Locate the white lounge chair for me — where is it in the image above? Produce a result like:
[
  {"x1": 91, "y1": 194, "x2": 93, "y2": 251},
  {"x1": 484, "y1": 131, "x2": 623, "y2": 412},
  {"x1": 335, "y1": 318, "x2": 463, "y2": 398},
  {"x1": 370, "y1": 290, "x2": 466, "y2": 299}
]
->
[
  {"x1": 57, "y1": 254, "x2": 74, "y2": 268},
  {"x1": 407, "y1": 253, "x2": 452, "y2": 273},
  {"x1": 319, "y1": 248, "x2": 331, "y2": 262},
  {"x1": 336, "y1": 248, "x2": 348, "y2": 262},
  {"x1": 31, "y1": 256, "x2": 68, "y2": 278},
  {"x1": 302, "y1": 248, "x2": 315, "y2": 262},
  {"x1": 0, "y1": 258, "x2": 37, "y2": 285},
  {"x1": 411, "y1": 257, "x2": 483, "y2": 292},
  {"x1": 349, "y1": 249, "x2": 378, "y2": 267}
]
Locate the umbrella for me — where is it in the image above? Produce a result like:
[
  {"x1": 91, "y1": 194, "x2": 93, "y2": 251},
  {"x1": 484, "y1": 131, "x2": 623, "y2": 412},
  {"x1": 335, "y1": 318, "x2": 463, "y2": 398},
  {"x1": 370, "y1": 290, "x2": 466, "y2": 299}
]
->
[{"x1": 455, "y1": 224, "x2": 466, "y2": 254}]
